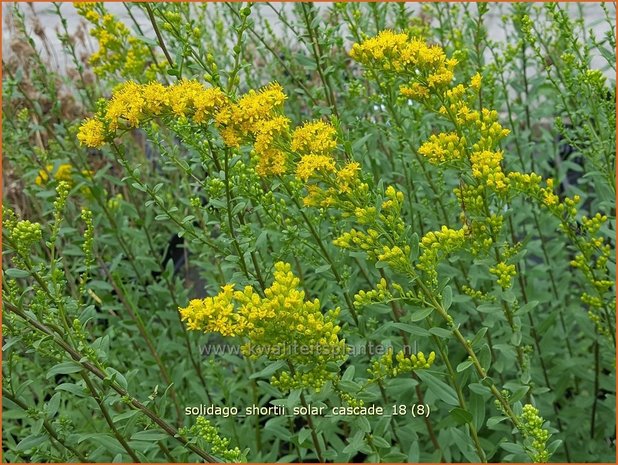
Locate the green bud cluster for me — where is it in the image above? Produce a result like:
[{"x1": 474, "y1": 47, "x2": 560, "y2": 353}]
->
[
  {"x1": 519, "y1": 404, "x2": 551, "y2": 463},
  {"x1": 10, "y1": 220, "x2": 42, "y2": 255},
  {"x1": 568, "y1": 213, "x2": 614, "y2": 337},
  {"x1": 51, "y1": 181, "x2": 71, "y2": 245},
  {"x1": 79, "y1": 209, "x2": 95, "y2": 297},
  {"x1": 418, "y1": 226, "x2": 468, "y2": 287},
  {"x1": 368, "y1": 347, "x2": 436, "y2": 381},
  {"x1": 489, "y1": 262, "x2": 517, "y2": 289},
  {"x1": 184, "y1": 416, "x2": 243, "y2": 462},
  {"x1": 461, "y1": 285, "x2": 494, "y2": 302}
]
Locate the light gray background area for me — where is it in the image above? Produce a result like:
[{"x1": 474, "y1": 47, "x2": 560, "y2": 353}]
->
[{"x1": 2, "y1": 2, "x2": 615, "y2": 75}]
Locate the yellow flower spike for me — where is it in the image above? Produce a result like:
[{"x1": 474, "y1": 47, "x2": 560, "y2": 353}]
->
[
  {"x1": 35, "y1": 165, "x2": 52, "y2": 186},
  {"x1": 295, "y1": 154, "x2": 336, "y2": 181},
  {"x1": 180, "y1": 261, "x2": 346, "y2": 392},
  {"x1": 400, "y1": 82, "x2": 430, "y2": 100},
  {"x1": 291, "y1": 120, "x2": 338, "y2": 156},
  {"x1": 418, "y1": 132, "x2": 466, "y2": 165},
  {"x1": 77, "y1": 118, "x2": 106, "y2": 148},
  {"x1": 105, "y1": 81, "x2": 146, "y2": 129},
  {"x1": 220, "y1": 82, "x2": 286, "y2": 136},
  {"x1": 470, "y1": 72, "x2": 482, "y2": 90}
]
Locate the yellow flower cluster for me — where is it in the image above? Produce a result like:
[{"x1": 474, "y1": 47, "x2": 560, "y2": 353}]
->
[
  {"x1": 418, "y1": 226, "x2": 468, "y2": 286},
  {"x1": 291, "y1": 120, "x2": 338, "y2": 155},
  {"x1": 185, "y1": 417, "x2": 243, "y2": 462},
  {"x1": 251, "y1": 115, "x2": 291, "y2": 176},
  {"x1": 508, "y1": 172, "x2": 580, "y2": 215},
  {"x1": 466, "y1": 214, "x2": 504, "y2": 255},
  {"x1": 81, "y1": 77, "x2": 358, "y2": 184},
  {"x1": 301, "y1": 162, "x2": 367, "y2": 208},
  {"x1": 400, "y1": 82, "x2": 430, "y2": 100},
  {"x1": 380, "y1": 185, "x2": 406, "y2": 237},
  {"x1": 35, "y1": 163, "x2": 93, "y2": 187},
  {"x1": 418, "y1": 132, "x2": 467, "y2": 165},
  {"x1": 297, "y1": 162, "x2": 369, "y2": 208},
  {"x1": 77, "y1": 80, "x2": 228, "y2": 147},
  {"x1": 377, "y1": 245, "x2": 412, "y2": 273},
  {"x1": 77, "y1": 119, "x2": 106, "y2": 148},
  {"x1": 76, "y1": 3, "x2": 160, "y2": 80},
  {"x1": 288, "y1": 120, "x2": 339, "y2": 182},
  {"x1": 354, "y1": 277, "x2": 392, "y2": 308},
  {"x1": 368, "y1": 347, "x2": 436, "y2": 381},
  {"x1": 215, "y1": 82, "x2": 287, "y2": 143},
  {"x1": 462, "y1": 285, "x2": 494, "y2": 302},
  {"x1": 329, "y1": 184, "x2": 412, "y2": 302},
  {"x1": 78, "y1": 81, "x2": 283, "y2": 157},
  {"x1": 334, "y1": 228, "x2": 381, "y2": 260},
  {"x1": 354, "y1": 278, "x2": 412, "y2": 310},
  {"x1": 489, "y1": 262, "x2": 517, "y2": 289},
  {"x1": 179, "y1": 284, "x2": 242, "y2": 336},
  {"x1": 469, "y1": 150, "x2": 508, "y2": 192},
  {"x1": 296, "y1": 154, "x2": 336, "y2": 181},
  {"x1": 179, "y1": 262, "x2": 347, "y2": 391},
  {"x1": 350, "y1": 30, "x2": 457, "y2": 90},
  {"x1": 35, "y1": 164, "x2": 73, "y2": 186},
  {"x1": 337, "y1": 162, "x2": 362, "y2": 194}
]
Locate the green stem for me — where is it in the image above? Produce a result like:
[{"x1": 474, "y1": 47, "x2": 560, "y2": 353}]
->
[
  {"x1": 81, "y1": 373, "x2": 142, "y2": 462},
  {"x1": 3, "y1": 389, "x2": 91, "y2": 462},
  {"x1": 5, "y1": 302, "x2": 219, "y2": 463},
  {"x1": 280, "y1": 178, "x2": 359, "y2": 325}
]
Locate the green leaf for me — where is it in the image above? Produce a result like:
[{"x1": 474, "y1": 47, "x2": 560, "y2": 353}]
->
[
  {"x1": 456, "y1": 360, "x2": 473, "y2": 372},
  {"x1": 46, "y1": 392, "x2": 61, "y2": 417},
  {"x1": 468, "y1": 382, "x2": 491, "y2": 396},
  {"x1": 500, "y1": 442, "x2": 525, "y2": 454},
  {"x1": 407, "y1": 441, "x2": 420, "y2": 462},
  {"x1": 449, "y1": 407, "x2": 473, "y2": 425},
  {"x1": 416, "y1": 371, "x2": 458, "y2": 406},
  {"x1": 428, "y1": 327, "x2": 452, "y2": 338},
  {"x1": 409, "y1": 307, "x2": 433, "y2": 322},
  {"x1": 470, "y1": 327, "x2": 488, "y2": 347},
  {"x1": 4, "y1": 268, "x2": 30, "y2": 278},
  {"x1": 264, "y1": 417, "x2": 289, "y2": 440},
  {"x1": 131, "y1": 182, "x2": 146, "y2": 192},
  {"x1": 16, "y1": 434, "x2": 48, "y2": 451},
  {"x1": 442, "y1": 285, "x2": 453, "y2": 310},
  {"x1": 518, "y1": 300, "x2": 539, "y2": 314},
  {"x1": 131, "y1": 430, "x2": 170, "y2": 441},
  {"x1": 298, "y1": 427, "x2": 312, "y2": 446},
  {"x1": 469, "y1": 391, "x2": 486, "y2": 431},
  {"x1": 372, "y1": 435, "x2": 390, "y2": 448},
  {"x1": 106, "y1": 368, "x2": 128, "y2": 390},
  {"x1": 249, "y1": 360, "x2": 285, "y2": 379},
  {"x1": 509, "y1": 385, "x2": 530, "y2": 403},
  {"x1": 55, "y1": 383, "x2": 86, "y2": 397},
  {"x1": 342, "y1": 430, "x2": 365, "y2": 455},
  {"x1": 315, "y1": 264, "x2": 331, "y2": 273},
  {"x1": 382, "y1": 451, "x2": 407, "y2": 461},
  {"x1": 342, "y1": 365, "x2": 355, "y2": 381},
  {"x1": 487, "y1": 416, "x2": 508, "y2": 428},
  {"x1": 392, "y1": 322, "x2": 430, "y2": 336},
  {"x1": 46, "y1": 362, "x2": 82, "y2": 378}
]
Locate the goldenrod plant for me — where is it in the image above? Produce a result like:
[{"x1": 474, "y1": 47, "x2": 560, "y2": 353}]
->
[{"x1": 2, "y1": 2, "x2": 615, "y2": 463}]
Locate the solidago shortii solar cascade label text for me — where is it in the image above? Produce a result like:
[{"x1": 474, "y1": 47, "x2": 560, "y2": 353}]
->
[{"x1": 3, "y1": 2, "x2": 615, "y2": 463}]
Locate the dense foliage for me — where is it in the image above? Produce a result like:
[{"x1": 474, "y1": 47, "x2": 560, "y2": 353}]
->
[{"x1": 2, "y1": 2, "x2": 616, "y2": 463}]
